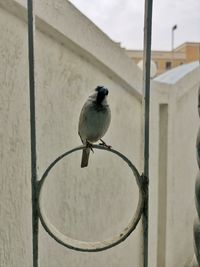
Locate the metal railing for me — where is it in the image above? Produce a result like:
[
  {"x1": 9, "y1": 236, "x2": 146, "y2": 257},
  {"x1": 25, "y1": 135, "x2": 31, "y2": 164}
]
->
[
  {"x1": 38, "y1": 145, "x2": 145, "y2": 252},
  {"x1": 27, "y1": 0, "x2": 153, "y2": 266},
  {"x1": 142, "y1": 0, "x2": 153, "y2": 266},
  {"x1": 27, "y1": 0, "x2": 39, "y2": 266}
]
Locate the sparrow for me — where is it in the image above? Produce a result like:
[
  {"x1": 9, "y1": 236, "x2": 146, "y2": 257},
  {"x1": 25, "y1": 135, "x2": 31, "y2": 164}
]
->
[{"x1": 78, "y1": 86, "x2": 111, "y2": 168}]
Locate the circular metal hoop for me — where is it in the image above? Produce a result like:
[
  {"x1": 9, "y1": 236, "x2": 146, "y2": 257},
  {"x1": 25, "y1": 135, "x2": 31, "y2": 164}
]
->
[{"x1": 38, "y1": 145, "x2": 144, "y2": 252}]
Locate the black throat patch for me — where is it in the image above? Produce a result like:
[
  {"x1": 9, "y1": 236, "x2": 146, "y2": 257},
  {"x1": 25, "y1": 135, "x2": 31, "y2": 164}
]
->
[{"x1": 96, "y1": 90, "x2": 106, "y2": 105}]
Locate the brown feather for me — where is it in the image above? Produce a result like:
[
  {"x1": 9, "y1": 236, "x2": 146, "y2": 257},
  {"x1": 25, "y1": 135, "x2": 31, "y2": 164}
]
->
[{"x1": 81, "y1": 148, "x2": 90, "y2": 168}]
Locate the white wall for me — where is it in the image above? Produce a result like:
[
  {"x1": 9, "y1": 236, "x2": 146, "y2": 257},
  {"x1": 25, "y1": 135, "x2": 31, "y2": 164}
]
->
[
  {"x1": 0, "y1": 1, "x2": 144, "y2": 266},
  {"x1": 150, "y1": 66, "x2": 200, "y2": 267},
  {"x1": 0, "y1": 5, "x2": 32, "y2": 267},
  {"x1": 166, "y1": 75, "x2": 199, "y2": 267}
]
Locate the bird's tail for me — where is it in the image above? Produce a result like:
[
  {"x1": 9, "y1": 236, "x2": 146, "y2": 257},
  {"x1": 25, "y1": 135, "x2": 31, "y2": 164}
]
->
[{"x1": 81, "y1": 147, "x2": 90, "y2": 168}]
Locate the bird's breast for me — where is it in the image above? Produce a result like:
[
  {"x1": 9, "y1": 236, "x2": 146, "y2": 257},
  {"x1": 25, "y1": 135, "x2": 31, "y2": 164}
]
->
[{"x1": 79, "y1": 103, "x2": 111, "y2": 143}]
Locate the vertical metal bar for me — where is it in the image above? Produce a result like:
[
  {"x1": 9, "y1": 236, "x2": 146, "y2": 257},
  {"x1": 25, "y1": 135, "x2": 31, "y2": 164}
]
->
[
  {"x1": 142, "y1": 0, "x2": 153, "y2": 266},
  {"x1": 27, "y1": 0, "x2": 39, "y2": 266}
]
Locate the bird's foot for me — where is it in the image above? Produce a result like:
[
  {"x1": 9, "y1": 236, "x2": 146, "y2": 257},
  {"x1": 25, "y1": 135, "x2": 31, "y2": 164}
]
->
[
  {"x1": 86, "y1": 141, "x2": 94, "y2": 153},
  {"x1": 99, "y1": 139, "x2": 112, "y2": 149}
]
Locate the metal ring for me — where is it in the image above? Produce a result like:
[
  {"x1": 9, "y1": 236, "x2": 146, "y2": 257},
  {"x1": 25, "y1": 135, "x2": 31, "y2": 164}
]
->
[{"x1": 38, "y1": 145, "x2": 144, "y2": 252}]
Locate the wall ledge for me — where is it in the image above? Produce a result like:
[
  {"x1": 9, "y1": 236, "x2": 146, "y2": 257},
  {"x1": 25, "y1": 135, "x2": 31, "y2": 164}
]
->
[{"x1": 0, "y1": 0, "x2": 143, "y2": 99}]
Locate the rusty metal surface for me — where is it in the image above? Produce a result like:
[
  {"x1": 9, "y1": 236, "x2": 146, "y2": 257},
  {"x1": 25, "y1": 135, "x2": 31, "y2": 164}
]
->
[
  {"x1": 37, "y1": 145, "x2": 145, "y2": 252},
  {"x1": 142, "y1": 0, "x2": 153, "y2": 266},
  {"x1": 27, "y1": 0, "x2": 39, "y2": 266}
]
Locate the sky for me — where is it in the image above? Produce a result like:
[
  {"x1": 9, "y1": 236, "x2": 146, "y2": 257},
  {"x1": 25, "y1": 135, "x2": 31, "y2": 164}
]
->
[{"x1": 69, "y1": 0, "x2": 200, "y2": 51}]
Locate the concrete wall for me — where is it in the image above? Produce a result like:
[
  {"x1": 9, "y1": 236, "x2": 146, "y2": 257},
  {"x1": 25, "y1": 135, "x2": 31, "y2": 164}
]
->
[
  {"x1": 0, "y1": 0, "x2": 144, "y2": 266},
  {"x1": 150, "y1": 66, "x2": 200, "y2": 267}
]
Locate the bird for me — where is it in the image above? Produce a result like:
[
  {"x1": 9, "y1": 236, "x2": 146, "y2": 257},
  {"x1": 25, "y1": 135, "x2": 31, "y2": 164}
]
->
[{"x1": 78, "y1": 86, "x2": 111, "y2": 168}]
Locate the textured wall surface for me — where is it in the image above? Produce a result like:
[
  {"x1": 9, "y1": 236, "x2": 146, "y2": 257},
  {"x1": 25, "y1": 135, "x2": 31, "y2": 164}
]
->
[
  {"x1": 151, "y1": 66, "x2": 200, "y2": 267},
  {"x1": 0, "y1": 1, "x2": 143, "y2": 267},
  {"x1": 35, "y1": 29, "x2": 143, "y2": 267},
  {"x1": 0, "y1": 6, "x2": 32, "y2": 267},
  {"x1": 167, "y1": 84, "x2": 198, "y2": 267}
]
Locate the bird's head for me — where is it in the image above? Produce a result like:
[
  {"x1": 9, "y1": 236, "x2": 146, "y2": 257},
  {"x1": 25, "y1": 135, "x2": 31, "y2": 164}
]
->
[{"x1": 95, "y1": 86, "x2": 109, "y2": 105}]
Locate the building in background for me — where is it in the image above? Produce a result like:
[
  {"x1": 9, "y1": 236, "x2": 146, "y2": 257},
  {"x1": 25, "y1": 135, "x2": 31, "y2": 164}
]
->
[{"x1": 126, "y1": 42, "x2": 200, "y2": 76}]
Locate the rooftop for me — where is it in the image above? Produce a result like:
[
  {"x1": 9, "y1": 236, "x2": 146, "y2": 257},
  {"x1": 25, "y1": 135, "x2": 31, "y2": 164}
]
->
[{"x1": 154, "y1": 61, "x2": 200, "y2": 84}]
